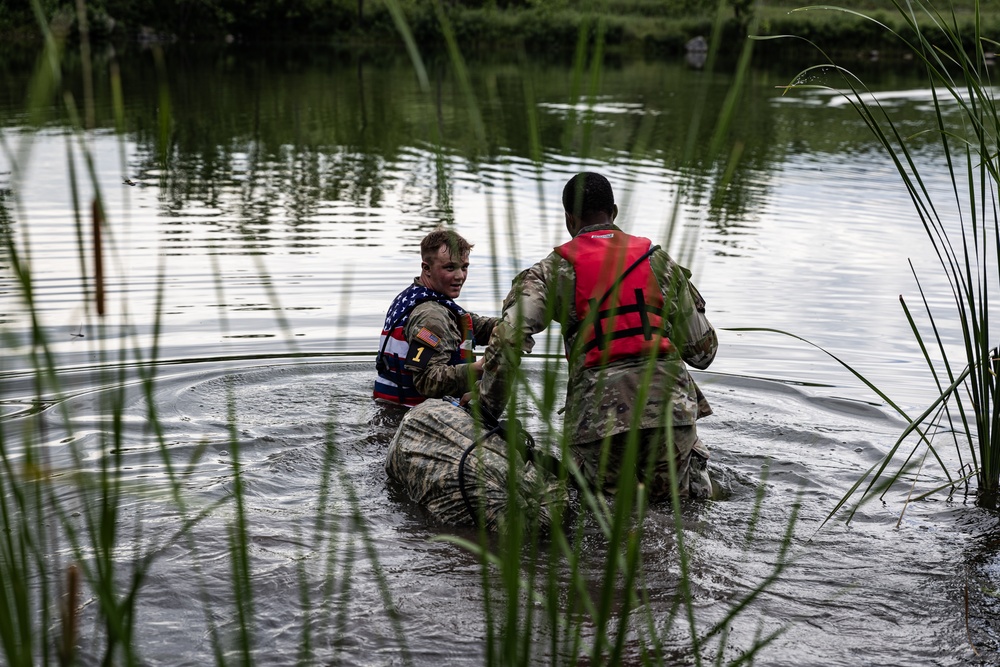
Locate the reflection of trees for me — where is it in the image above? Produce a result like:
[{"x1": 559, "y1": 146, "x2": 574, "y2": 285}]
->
[
  {"x1": 487, "y1": 59, "x2": 785, "y2": 241},
  {"x1": 142, "y1": 49, "x2": 776, "y2": 249},
  {"x1": 0, "y1": 180, "x2": 15, "y2": 321},
  {"x1": 704, "y1": 139, "x2": 773, "y2": 248},
  {"x1": 3, "y1": 45, "x2": 938, "y2": 253},
  {"x1": 0, "y1": 180, "x2": 12, "y2": 267},
  {"x1": 135, "y1": 141, "x2": 444, "y2": 248},
  {"x1": 121, "y1": 48, "x2": 452, "y2": 247}
]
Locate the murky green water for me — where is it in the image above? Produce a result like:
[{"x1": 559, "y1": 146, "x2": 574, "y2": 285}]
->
[{"x1": 1, "y1": 44, "x2": 998, "y2": 664}]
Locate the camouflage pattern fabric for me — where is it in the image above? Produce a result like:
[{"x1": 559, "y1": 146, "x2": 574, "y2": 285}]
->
[
  {"x1": 571, "y1": 425, "x2": 713, "y2": 502},
  {"x1": 385, "y1": 399, "x2": 566, "y2": 531},
  {"x1": 405, "y1": 299, "x2": 500, "y2": 399},
  {"x1": 478, "y1": 222, "x2": 719, "y2": 499}
]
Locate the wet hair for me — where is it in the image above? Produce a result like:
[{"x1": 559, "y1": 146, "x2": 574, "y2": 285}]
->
[
  {"x1": 420, "y1": 229, "x2": 473, "y2": 265},
  {"x1": 562, "y1": 172, "x2": 615, "y2": 222}
]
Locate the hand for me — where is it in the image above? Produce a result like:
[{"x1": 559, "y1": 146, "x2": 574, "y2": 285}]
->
[{"x1": 459, "y1": 392, "x2": 473, "y2": 406}]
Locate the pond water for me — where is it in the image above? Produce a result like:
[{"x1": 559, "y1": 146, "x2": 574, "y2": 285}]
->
[{"x1": 1, "y1": 44, "x2": 999, "y2": 665}]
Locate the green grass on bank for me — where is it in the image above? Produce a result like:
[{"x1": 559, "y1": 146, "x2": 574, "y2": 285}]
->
[{"x1": 4, "y1": 0, "x2": 1000, "y2": 60}]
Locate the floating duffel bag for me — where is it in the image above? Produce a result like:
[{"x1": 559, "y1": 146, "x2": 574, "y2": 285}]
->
[{"x1": 385, "y1": 398, "x2": 566, "y2": 532}]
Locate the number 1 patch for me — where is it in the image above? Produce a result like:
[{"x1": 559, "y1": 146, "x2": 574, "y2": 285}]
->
[
  {"x1": 405, "y1": 341, "x2": 434, "y2": 370},
  {"x1": 405, "y1": 327, "x2": 440, "y2": 370}
]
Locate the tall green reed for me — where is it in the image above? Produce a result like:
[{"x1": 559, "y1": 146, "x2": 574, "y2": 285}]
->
[
  {"x1": 0, "y1": 4, "x2": 221, "y2": 664},
  {"x1": 755, "y1": 0, "x2": 999, "y2": 515},
  {"x1": 1, "y1": 3, "x2": 407, "y2": 666}
]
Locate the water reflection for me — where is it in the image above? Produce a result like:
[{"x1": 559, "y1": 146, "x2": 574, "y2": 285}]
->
[
  {"x1": 2, "y1": 359, "x2": 994, "y2": 664},
  {"x1": 0, "y1": 45, "x2": 986, "y2": 406},
  {"x1": 4, "y1": 45, "x2": 789, "y2": 234}
]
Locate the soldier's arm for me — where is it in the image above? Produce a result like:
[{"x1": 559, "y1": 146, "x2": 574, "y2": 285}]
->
[
  {"x1": 404, "y1": 303, "x2": 477, "y2": 399},
  {"x1": 652, "y1": 251, "x2": 718, "y2": 370},
  {"x1": 479, "y1": 257, "x2": 556, "y2": 414},
  {"x1": 470, "y1": 313, "x2": 502, "y2": 346},
  {"x1": 681, "y1": 281, "x2": 718, "y2": 370}
]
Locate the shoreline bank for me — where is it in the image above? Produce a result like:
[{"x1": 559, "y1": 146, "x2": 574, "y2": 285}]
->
[{"x1": 3, "y1": 3, "x2": 998, "y2": 65}]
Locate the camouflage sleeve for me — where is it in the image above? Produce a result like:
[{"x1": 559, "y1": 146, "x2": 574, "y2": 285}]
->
[
  {"x1": 470, "y1": 313, "x2": 502, "y2": 346},
  {"x1": 479, "y1": 255, "x2": 559, "y2": 415},
  {"x1": 650, "y1": 250, "x2": 718, "y2": 370},
  {"x1": 404, "y1": 302, "x2": 477, "y2": 399},
  {"x1": 681, "y1": 281, "x2": 718, "y2": 370}
]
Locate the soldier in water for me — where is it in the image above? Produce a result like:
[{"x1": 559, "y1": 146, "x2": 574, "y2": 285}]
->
[
  {"x1": 379, "y1": 230, "x2": 564, "y2": 531},
  {"x1": 475, "y1": 172, "x2": 719, "y2": 501},
  {"x1": 374, "y1": 229, "x2": 500, "y2": 406}
]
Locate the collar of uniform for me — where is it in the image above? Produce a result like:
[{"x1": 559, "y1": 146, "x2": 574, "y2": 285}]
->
[{"x1": 575, "y1": 222, "x2": 622, "y2": 237}]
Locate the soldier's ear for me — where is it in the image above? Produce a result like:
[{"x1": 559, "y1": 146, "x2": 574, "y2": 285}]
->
[
  {"x1": 611, "y1": 204, "x2": 618, "y2": 220},
  {"x1": 421, "y1": 261, "x2": 430, "y2": 273}
]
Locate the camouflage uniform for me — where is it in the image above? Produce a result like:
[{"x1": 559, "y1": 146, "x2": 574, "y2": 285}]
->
[
  {"x1": 479, "y1": 223, "x2": 718, "y2": 501},
  {"x1": 385, "y1": 398, "x2": 567, "y2": 531},
  {"x1": 404, "y1": 298, "x2": 499, "y2": 399}
]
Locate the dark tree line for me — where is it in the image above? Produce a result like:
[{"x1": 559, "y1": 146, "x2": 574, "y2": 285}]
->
[
  {"x1": 3, "y1": 0, "x2": 364, "y2": 41},
  {"x1": 3, "y1": 0, "x2": 754, "y2": 43}
]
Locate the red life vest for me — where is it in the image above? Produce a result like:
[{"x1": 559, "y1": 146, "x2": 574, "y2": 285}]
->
[{"x1": 555, "y1": 229, "x2": 673, "y2": 367}]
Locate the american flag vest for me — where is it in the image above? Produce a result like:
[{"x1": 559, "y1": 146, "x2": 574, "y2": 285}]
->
[
  {"x1": 555, "y1": 229, "x2": 674, "y2": 368},
  {"x1": 373, "y1": 283, "x2": 474, "y2": 406}
]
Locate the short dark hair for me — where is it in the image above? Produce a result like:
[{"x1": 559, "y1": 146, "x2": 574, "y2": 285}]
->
[
  {"x1": 421, "y1": 228, "x2": 473, "y2": 264},
  {"x1": 562, "y1": 172, "x2": 615, "y2": 221}
]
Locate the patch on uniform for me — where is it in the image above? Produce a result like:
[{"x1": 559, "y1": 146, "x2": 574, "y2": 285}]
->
[
  {"x1": 415, "y1": 327, "x2": 441, "y2": 348},
  {"x1": 405, "y1": 341, "x2": 434, "y2": 370}
]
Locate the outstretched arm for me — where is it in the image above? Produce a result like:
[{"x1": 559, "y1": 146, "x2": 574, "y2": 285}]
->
[
  {"x1": 478, "y1": 260, "x2": 557, "y2": 415},
  {"x1": 470, "y1": 313, "x2": 502, "y2": 346}
]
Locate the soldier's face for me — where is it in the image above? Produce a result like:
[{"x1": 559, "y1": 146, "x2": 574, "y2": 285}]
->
[{"x1": 422, "y1": 245, "x2": 469, "y2": 299}]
